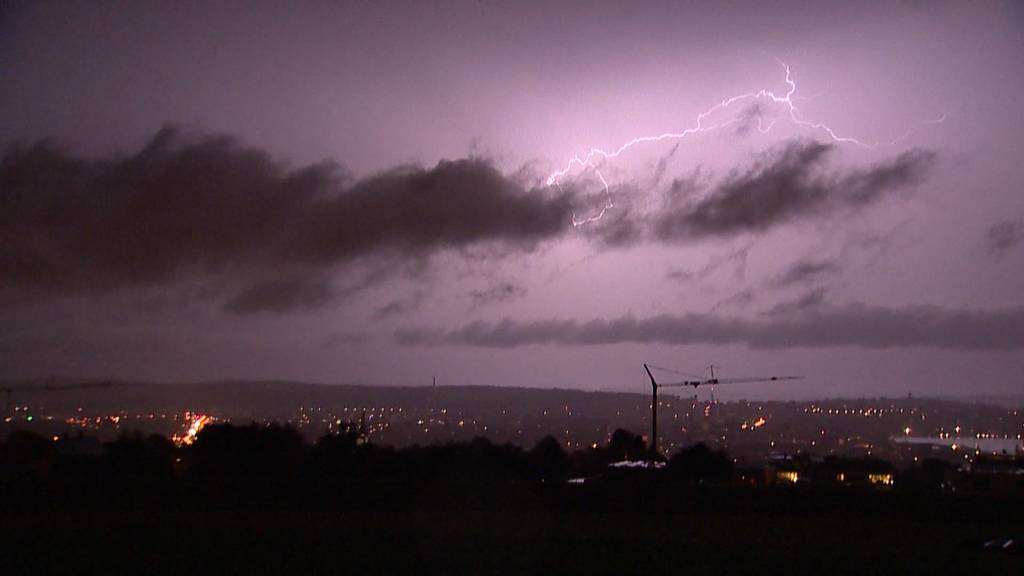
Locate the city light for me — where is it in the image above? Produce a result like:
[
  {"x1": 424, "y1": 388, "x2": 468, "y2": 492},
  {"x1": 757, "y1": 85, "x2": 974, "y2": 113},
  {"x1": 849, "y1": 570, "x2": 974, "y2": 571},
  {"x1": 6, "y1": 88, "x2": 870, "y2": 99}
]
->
[
  {"x1": 868, "y1": 474, "x2": 894, "y2": 487},
  {"x1": 172, "y1": 414, "x2": 213, "y2": 447}
]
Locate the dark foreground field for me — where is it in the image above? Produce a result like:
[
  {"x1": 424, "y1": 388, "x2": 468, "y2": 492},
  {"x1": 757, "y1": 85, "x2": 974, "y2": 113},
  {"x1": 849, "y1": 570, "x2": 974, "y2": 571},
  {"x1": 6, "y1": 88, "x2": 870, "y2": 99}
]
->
[{"x1": 3, "y1": 485, "x2": 1021, "y2": 576}]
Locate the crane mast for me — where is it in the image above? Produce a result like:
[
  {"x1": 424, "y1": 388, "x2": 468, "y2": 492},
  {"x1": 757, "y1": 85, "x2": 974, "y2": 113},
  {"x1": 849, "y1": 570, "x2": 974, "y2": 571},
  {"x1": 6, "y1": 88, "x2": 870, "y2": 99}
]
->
[{"x1": 643, "y1": 363, "x2": 802, "y2": 459}]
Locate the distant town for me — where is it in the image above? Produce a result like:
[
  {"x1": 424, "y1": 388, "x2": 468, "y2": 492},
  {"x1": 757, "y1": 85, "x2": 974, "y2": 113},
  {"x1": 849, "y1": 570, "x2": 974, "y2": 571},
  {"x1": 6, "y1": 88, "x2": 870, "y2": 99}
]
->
[
  {"x1": 4, "y1": 380, "x2": 1022, "y2": 471},
  {"x1": 4, "y1": 379, "x2": 1024, "y2": 573}
]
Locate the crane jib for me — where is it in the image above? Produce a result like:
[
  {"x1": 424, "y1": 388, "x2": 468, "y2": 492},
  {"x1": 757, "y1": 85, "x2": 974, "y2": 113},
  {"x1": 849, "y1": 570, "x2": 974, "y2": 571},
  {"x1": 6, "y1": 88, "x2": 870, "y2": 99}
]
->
[{"x1": 643, "y1": 363, "x2": 803, "y2": 459}]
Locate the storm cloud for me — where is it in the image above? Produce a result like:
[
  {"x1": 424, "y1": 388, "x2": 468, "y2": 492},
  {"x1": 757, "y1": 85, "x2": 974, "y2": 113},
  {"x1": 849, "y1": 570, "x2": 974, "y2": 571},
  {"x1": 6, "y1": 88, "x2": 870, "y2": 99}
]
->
[
  {"x1": 765, "y1": 287, "x2": 830, "y2": 315},
  {"x1": 770, "y1": 259, "x2": 840, "y2": 288},
  {"x1": 0, "y1": 128, "x2": 575, "y2": 312},
  {"x1": 650, "y1": 140, "x2": 936, "y2": 241},
  {"x1": 986, "y1": 218, "x2": 1024, "y2": 256},
  {"x1": 0, "y1": 127, "x2": 940, "y2": 319},
  {"x1": 372, "y1": 290, "x2": 430, "y2": 321},
  {"x1": 468, "y1": 281, "x2": 528, "y2": 307},
  {"x1": 398, "y1": 303, "x2": 1024, "y2": 351}
]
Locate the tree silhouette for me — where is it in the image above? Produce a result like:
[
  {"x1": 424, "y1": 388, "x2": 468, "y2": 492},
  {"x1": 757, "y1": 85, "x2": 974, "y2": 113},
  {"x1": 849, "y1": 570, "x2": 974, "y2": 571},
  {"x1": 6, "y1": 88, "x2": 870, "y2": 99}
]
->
[
  {"x1": 0, "y1": 430, "x2": 56, "y2": 480},
  {"x1": 105, "y1": 431, "x2": 175, "y2": 478},
  {"x1": 187, "y1": 423, "x2": 306, "y2": 478},
  {"x1": 607, "y1": 429, "x2": 646, "y2": 462},
  {"x1": 668, "y1": 443, "x2": 733, "y2": 484},
  {"x1": 528, "y1": 435, "x2": 569, "y2": 481}
]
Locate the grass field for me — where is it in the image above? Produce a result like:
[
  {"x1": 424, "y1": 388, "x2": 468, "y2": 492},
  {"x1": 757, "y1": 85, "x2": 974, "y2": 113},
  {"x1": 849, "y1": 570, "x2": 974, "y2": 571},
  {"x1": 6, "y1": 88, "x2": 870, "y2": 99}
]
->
[{"x1": 3, "y1": 487, "x2": 1021, "y2": 575}]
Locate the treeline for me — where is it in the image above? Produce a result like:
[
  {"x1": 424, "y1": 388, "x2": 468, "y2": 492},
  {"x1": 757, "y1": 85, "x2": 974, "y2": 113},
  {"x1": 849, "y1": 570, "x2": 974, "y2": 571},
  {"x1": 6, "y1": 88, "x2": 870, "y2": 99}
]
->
[
  {"x1": 0, "y1": 423, "x2": 986, "y2": 515},
  {"x1": 0, "y1": 425, "x2": 732, "y2": 481},
  {"x1": 0, "y1": 424, "x2": 736, "y2": 508}
]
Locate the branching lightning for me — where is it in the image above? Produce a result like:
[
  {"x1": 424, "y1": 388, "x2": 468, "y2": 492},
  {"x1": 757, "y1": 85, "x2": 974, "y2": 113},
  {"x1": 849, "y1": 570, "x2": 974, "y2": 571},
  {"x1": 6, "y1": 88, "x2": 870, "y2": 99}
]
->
[{"x1": 549, "y1": 61, "x2": 945, "y2": 227}]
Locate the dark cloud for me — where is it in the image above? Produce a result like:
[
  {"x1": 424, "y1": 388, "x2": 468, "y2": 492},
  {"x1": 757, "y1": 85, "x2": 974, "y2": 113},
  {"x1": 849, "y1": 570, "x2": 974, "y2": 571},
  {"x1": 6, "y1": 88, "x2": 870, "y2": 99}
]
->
[
  {"x1": 296, "y1": 154, "x2": 574, "y2": 263},
  {"x1": 398, "y1": 303, "x2": 1024, "y2": 351},
  {"x1": 650, "y1": 140, "x2": 935, "y2": 241},
  {"x1": 733, "y1": 102, "x2": 769, "y2": 137},
  {"x1": 666, "y1": 245, "x2": 750, "y2": 284},
  {"x1": 662, "y1": 169, "x2": 705, "y2": 205},
  {"x1": 373, "y1": 290, "x2": 429, "y2": 320},
  {"x1": 771, "y1": 259, "x2": 840, "y2": 288},
  {"x1": 0, "y1": 127, "x2": 575, "y2": 312},
  {"x1": 223, "y1": 276, "x2": 336, "y2": 315},
  {"x1": 665, "y1": 268, "x2": 695, "y2": 282},
  {"x1": 986, "y1": 218, "x2": 1024, "y2": 256},
  {"x1": 573, "y1": 141, "x2": 934, "y2": 249},
  {"x1": 581, "y1": 205, "x2": 643, "y2": 248},
  {"x1": 0, "y1": 128, "x2": 938, "y2": 317},
  {"x1": 711, "y1": 288, "x2": 755, "y2": 312},
  {"x1": 576, "y1": 182, "x2": 646, "y2": 248},
  {"x1": 841, "y1": 218, "x2": 915, "y2": 265},
  {"x1": 651, "y1": 142, "x2": 681, "y2": 186},
  {"x1": 765, "y1": 287, "x2": 830, "y2": 316},
  {"x1": 468, "y1": 281, "x2": 527, "y2": 307}
]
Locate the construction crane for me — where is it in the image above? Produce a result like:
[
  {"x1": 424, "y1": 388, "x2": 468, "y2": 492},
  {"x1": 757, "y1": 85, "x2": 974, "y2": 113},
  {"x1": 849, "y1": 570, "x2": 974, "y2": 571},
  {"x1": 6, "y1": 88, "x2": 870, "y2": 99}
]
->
[{"x1": 643, "y1": 364, "x2": 802, "y2": 458}]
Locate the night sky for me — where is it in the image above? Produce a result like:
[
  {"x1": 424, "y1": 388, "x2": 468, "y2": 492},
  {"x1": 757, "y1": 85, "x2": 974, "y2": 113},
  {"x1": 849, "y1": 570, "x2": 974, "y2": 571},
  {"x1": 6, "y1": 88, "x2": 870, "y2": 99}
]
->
[{"x1": 2, "y1": 1, "x2": 1023, "y2": 398}]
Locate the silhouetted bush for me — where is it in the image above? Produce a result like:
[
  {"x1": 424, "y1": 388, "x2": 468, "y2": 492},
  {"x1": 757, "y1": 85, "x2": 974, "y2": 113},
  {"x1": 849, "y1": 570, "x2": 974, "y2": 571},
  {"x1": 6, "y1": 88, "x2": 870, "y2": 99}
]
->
[
  {"x1": 668, "y1": 443, "x2": 734, "y2": 484},
  {"x1": 399, "y1": 437, "x2": 527, "y2": 484},
  {"x1": 528, "y1": 435, "x2": 569, "y2": 482},
  {"x1": 0, "y1": 430, "x2": 56, "y2": 480},
  {"x1": 900, "y1": 458, "x2": 953, "y2": 492},
  {"x1": 187, "y1": 423, "x2": 306, "y2": 478},
  {"x1": 606, "y1": 428, "x2": 646, "y2": 462},
  {"x1": 105, "y1": 431, "x2": 175, "y2": 478}
]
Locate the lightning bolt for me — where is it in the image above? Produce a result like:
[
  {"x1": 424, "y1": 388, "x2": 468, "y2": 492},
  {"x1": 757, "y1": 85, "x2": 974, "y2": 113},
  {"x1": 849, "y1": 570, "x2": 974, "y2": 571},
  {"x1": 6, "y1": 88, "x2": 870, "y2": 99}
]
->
[{"x1": 549, "y1": 61, "x2": 946, "y2": 227}]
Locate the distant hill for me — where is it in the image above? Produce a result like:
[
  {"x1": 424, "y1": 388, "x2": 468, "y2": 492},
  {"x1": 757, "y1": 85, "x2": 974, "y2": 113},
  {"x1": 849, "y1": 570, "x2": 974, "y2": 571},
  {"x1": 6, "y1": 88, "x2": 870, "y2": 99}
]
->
[{"x1": 6, "y1": 378, "x2": 1020, "y2": 415}]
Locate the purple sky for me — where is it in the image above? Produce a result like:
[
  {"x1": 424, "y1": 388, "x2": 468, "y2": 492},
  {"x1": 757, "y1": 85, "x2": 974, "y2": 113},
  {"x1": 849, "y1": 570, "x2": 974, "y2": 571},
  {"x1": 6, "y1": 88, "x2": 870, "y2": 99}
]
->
[{"x1": 2, "y1": 1, "x2": 1023, "y2": 399}]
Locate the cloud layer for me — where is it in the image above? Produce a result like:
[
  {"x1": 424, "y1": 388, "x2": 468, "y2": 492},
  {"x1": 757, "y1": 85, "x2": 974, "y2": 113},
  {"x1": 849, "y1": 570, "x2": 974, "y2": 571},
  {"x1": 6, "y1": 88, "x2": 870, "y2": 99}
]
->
[
  {"x1": 0, "y1": 129, "x2": 936, "y2": 316},
  {"x1": 586, "y1": 140, "x2": 935, "y2": 247},
  {"x1": 397, "y1": 303, "x2": 1024, "y2": 351},
  {"x1": 986, "y1": 218, "x2": 1024, "y2": 256},
  {"x1": 652, "y1": 140, "x2": 935, "y2": 241},
  {"x1": 770, "y1": 259, "x2": 840, "y2": 288},
  {"x1": 0, "y1": 128, "x2": 574, "y2": 312}
]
